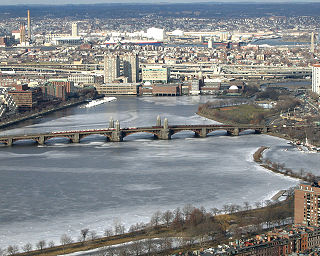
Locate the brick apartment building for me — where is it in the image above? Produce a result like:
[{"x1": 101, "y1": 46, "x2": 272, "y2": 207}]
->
[
  {"x1": 295, "y1": 181, "x2": 320, "y2": 227},
  {"x1": 8, "y1": 84, "x2": 42, "y2": 110}
]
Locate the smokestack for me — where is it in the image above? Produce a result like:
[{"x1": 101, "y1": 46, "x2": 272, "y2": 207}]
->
[
  {"x1": 20, "y1": 22, "x2": 26, "y2": 44},
  {"x1": 311, "y1": 32, "x2": 315, "y2": 53},
  {"x1": 27, "y1": 10, "x2": 31, "y2": 42}
]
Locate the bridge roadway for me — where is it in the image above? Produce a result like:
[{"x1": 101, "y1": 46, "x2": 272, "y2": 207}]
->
[{"x1": 0, "y1": 121, "x2": 272, "y2": 146}]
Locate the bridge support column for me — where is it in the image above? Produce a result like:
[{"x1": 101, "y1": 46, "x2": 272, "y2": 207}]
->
[
  {"x1": 111, "y1": 120, "x2": 123, "y2": 142},
  {"x1": 200, "y1": 127, "x2": 207, "y2": 138},
  {"x1": 159, "y1": 129, "x2": 171, "y2": 140},
  {"x1": 38, "y1": 135, "x2": 45, "y2": 145},
  {"x1": 263, "y1": 127, "x2": 268, "y2": 133},
  {"x1": 71, "y1": 133, "x2": 80, "y2": 143},
  {"x1": 233, "y1": 128, "x2": 239, "y2": 136},
  {"x1": 156, "y1": 115, "x2": 161, "y2": 126},
  {"x1": 7, "y1": 138, "x2": 13, "y2": 146}
]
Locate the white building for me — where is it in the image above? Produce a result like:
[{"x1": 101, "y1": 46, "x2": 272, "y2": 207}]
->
[
  {"x1": 72, "y1": 22, "x2": 78, "y2": 37},
  {"x1": 312, "y1": 64, "x2": 320, "y2": 95},
  {"x1": 146, "y1": 27, "x2": 165, "y2": 41}
]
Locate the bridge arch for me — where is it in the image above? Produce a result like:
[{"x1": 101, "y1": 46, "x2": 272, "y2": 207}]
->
[
  {"x1": 122, "y1": 131, "x2": 159, "y2": 140},
  {"x1": 79, "y1": 133, "x2": 112, "y2": 142}
]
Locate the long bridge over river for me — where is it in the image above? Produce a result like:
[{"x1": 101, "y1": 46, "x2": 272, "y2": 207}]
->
[{"x1": 0, "y1": 117, "x2": 274, "y2": 147}]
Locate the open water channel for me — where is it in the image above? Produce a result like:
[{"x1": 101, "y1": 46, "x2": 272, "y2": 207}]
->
[{"x1": 0, "y1": 96, "x2": 318, "y2": 249}]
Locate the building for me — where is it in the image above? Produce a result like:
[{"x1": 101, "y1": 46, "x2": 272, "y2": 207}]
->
[
  {"x1": 104, "y1": 54, "x2": 120, "y2": 83},
  {"x1": 8, "y1": 86, "x2": 41, "y2": 110},
  {"x1": 123, "y1": 53, "x2": 139, "y2": 83},
  {"x1": 95, "y1": 83, "x2": 138, "y2": 95},
  {"x1": 67, "y1": 75, "x2": 96, "y2": 85},
  {"x1": 49, "y1": 79, "x2": 75, "y2": 93},
  {"x1": 312, "y1": 64, "x2": 320, "y2": 95},
  {"x1": 295, "y1": 181, "x2": 320, "y2": 227},
  {"x1": 27, "y1": 10, "x2": 31, "y2": 42},
  {"x1": 142, "y1": 66, "x2": 169, "y2": 83},
  {"x1": 41, "y1": 83, "x2": 67, "y2": 101},
  {"x1": 72, "y1": 22, "x2": 78, "y2": 37},
  {"x1": 146, "y1": 27, "x2": 165, "y2": 41},
  {"x1": 152, "y1": 84, "x2": 181, "y2": 96},
  {"x1": 51, "y1": 36, "x2": 83, "y2": 45}
]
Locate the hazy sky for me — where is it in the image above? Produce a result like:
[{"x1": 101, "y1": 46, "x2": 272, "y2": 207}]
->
[{"x1": 1, "y1": 0, "x2": 320, "y2": 4}]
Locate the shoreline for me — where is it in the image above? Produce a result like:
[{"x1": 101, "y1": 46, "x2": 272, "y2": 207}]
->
[
  {"x1": 0, "y1": 99, "x2": 88, "y2": 130},
  {"x1": 253, "y1": 146, "x2": 311, "y2": 182}
]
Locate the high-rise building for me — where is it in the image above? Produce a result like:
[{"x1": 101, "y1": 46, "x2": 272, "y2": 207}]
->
[
  {"x1": 295, "y1": 181, "x2": 320, "y2": 227},
  {"x1": 312, "y1": 64, "x2": 320, "y2": 95},
  {"x1": 19, "y1": 22, "x2": 26, "y2": 44},
  {"x1": 27, "y1": 10, "x2": 31, "y2": 42},
  {"x1": 72, "y1": 22, "x2": 78, "y2": 37},
  {"x1": 123, "y1": 53, "x2": 139, "y2": 83},
  {"x1": 104, "y1": 54, "x2": 120, "y2": 83}
]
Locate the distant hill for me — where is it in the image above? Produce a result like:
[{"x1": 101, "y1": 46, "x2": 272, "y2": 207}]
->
[{"x1": 0, "y1": 3, "x2": 320, "y2": 19}]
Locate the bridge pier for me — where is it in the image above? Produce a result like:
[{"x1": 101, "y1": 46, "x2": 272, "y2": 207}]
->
[
  {"x1": 111, "y1": 120, "x2": 123, "y2": 142},
  {"x1": 158, "y1": 129, "x2": 171, "y2": 140},
  {"x1": 71, "y1": 133, "x2": 80, "y2": 143},
  {"x1": 38, "y1": 135, "x2": 45, "y2": 145},
  {"x1": 263, "y1": 127, "x2": 268, "y2": 133},
  {"x1": 227, "y1": 128, "x2": 239, "y2": 136},
  {"x1": 200, "y1": 127, "x2": 207, "y2": 138},
  {"x1": 6, "y1": 138, "x2": 13, "y2": 146}
]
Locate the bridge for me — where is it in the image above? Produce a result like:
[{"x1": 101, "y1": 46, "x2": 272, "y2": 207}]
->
[{"x1": 0, "y1": 116, "x2": 272, "y2": 147}]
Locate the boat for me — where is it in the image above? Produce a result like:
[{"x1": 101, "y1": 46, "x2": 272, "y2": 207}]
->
[{"x1": 81, "y1": 97, "x2": 116, "y2": 108}]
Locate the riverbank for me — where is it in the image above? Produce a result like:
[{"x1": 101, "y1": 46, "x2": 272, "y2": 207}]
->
[
  {"x1": 253, "y1": 146, "x2": 314, "y2": 182},
  {"x1": 0, "y1": 99, "x2": 88, "y2": 130}
]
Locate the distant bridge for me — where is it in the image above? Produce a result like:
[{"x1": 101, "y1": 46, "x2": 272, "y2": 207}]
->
[{"x1": 0, "y1": 117, "x2": 273, "y2": 147}]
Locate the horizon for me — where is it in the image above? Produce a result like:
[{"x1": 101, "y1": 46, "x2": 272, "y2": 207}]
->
[{"x1": 2, "y1": 0, "x2": 320, "y2": 5}]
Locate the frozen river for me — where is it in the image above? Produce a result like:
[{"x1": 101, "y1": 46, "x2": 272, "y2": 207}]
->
[{"x1": 0, "y1": 96, "x2": 317, "y2": 249}]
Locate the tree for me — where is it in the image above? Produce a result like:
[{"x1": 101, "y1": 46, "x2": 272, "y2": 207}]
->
[
  {"x1": 143, "y1": 237, "x2": 156, "y2": 256},
  {"x1": 128, "y1": 240, "x2": 144, "y2": 256},
  {"x1": 7, "y1": 245, "x2": 19, "y2": 256},
  {"x1": 114, "y1": 220, "x2": 125, "y2": 235},
  {"x1": 22, "y1": 243, "x2": 32, "y2": 253},
  {"x1": 80, "y1": 228, "x2": 89, "y2": 242},
  {"x1": 104, "y1": 228, "x2": 114, "y2": 237},
  {"x1": 243, "y1": 202, "x2": 251, "y2": 211},
  {"x1": 150, "y1": 210, "x2": 162, "y2": 228},
  {"x1": 60, "y1": 234, "x2": 73, "y2": 246},
  {"x1": 36, "y1": 240, "x2": 46, "y2": 251},
  {"x1": 48, "y1": 241, "x2": 55, "y2": 248},
  {"x1": 182, "y1": 204, "x2": 195, "y2": 221},
  {"x1": 162, "y1": 210, "x2": 173, "y2": 227},
  {"x1": 89, "y1": 230, "x2": 99, "y2": 241},
  {"x1": 211, "y1": 207, "x2": 220, "y2": 216}
]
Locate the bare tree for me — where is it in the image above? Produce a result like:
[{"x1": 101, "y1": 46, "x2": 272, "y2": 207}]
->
[
  {"x1": 22, "y1": 243, "x2": 32, "y2": 253},
  {"x1": 243, "y1": 202, "x2": 251, "y2": 211},
  {"x1": 104, "y1": 228, "x2": 114, "y2": 237},
  {"x1": 80, "y1": 228, "x2": 90, "y2": 242},
  {"x1": 89, "y1": 230, "x2": 99, "y2": 241},
  {"x1": 211, "y1": 207, "x2": 220, "y2": 216},
  {"x1": 255, "y1": 201, "x2": 262, "y2": 208},
  {"x1": 48, "y1": 241, "x2": 55, "y2": 248},
  {"x1": 143, "y1": 237, "x2": 156, "y2": 256},
  {"x1": 222, "y1": 204, "x2": 230, "y2": 214},
  {"x1": 150, "y1": 210, "x2": 162, "y2": 228},
  {"x1": 60, "y1": 234, "x2": 73, "y2": 246},
  {"x1": 100, "y1": 246, "x2": 117, "y2": 256},
  {"x1": 162, "y1": 210, "x2": 173, "y2": 227},
  {"x1": 128, "y1": 240, "x2": 144, "y2": 256},
  {"x1": 36, "y1": 240, "x2": 46, "y2": 251},
  {"x1": 182, "y1": 204, "x2": 195, "y2": 220},
  {"x1": 114, "y1": 220, "x2": 125, "y2": 235},
  {"x1": 7, "y1": 245, "x2": 19, "y2": 256}
]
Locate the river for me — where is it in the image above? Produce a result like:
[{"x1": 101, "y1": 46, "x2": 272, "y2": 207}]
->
[{"x1": 0, "y1": 96, "x2": 318, "y2": 250}]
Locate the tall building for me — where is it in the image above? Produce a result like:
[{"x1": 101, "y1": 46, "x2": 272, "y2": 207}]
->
[
  {"x1": 123, "y1": 53, "x2": 139, "y2": 83},
  {"x1": 295, "y1": 181, "x2": 320, "y2": 227},
  {"x1": 72, "y1": 22, "x2": 78, "y2": 37},
  {"x1": 104, "y1": 54, "x2": 120, "y2": 83},
  {"x1": 27, "y1": 10, "x2": 31, "y2": 42},
  {"x1": 19, "y1": 22, "x2": 26, "y2": 44},
  {"x1": 312, "y1": 64, "x2": 320, "y2": 95},
  {"x1": 311, "y1": 32, "x2": 315, "y2": 53}
]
